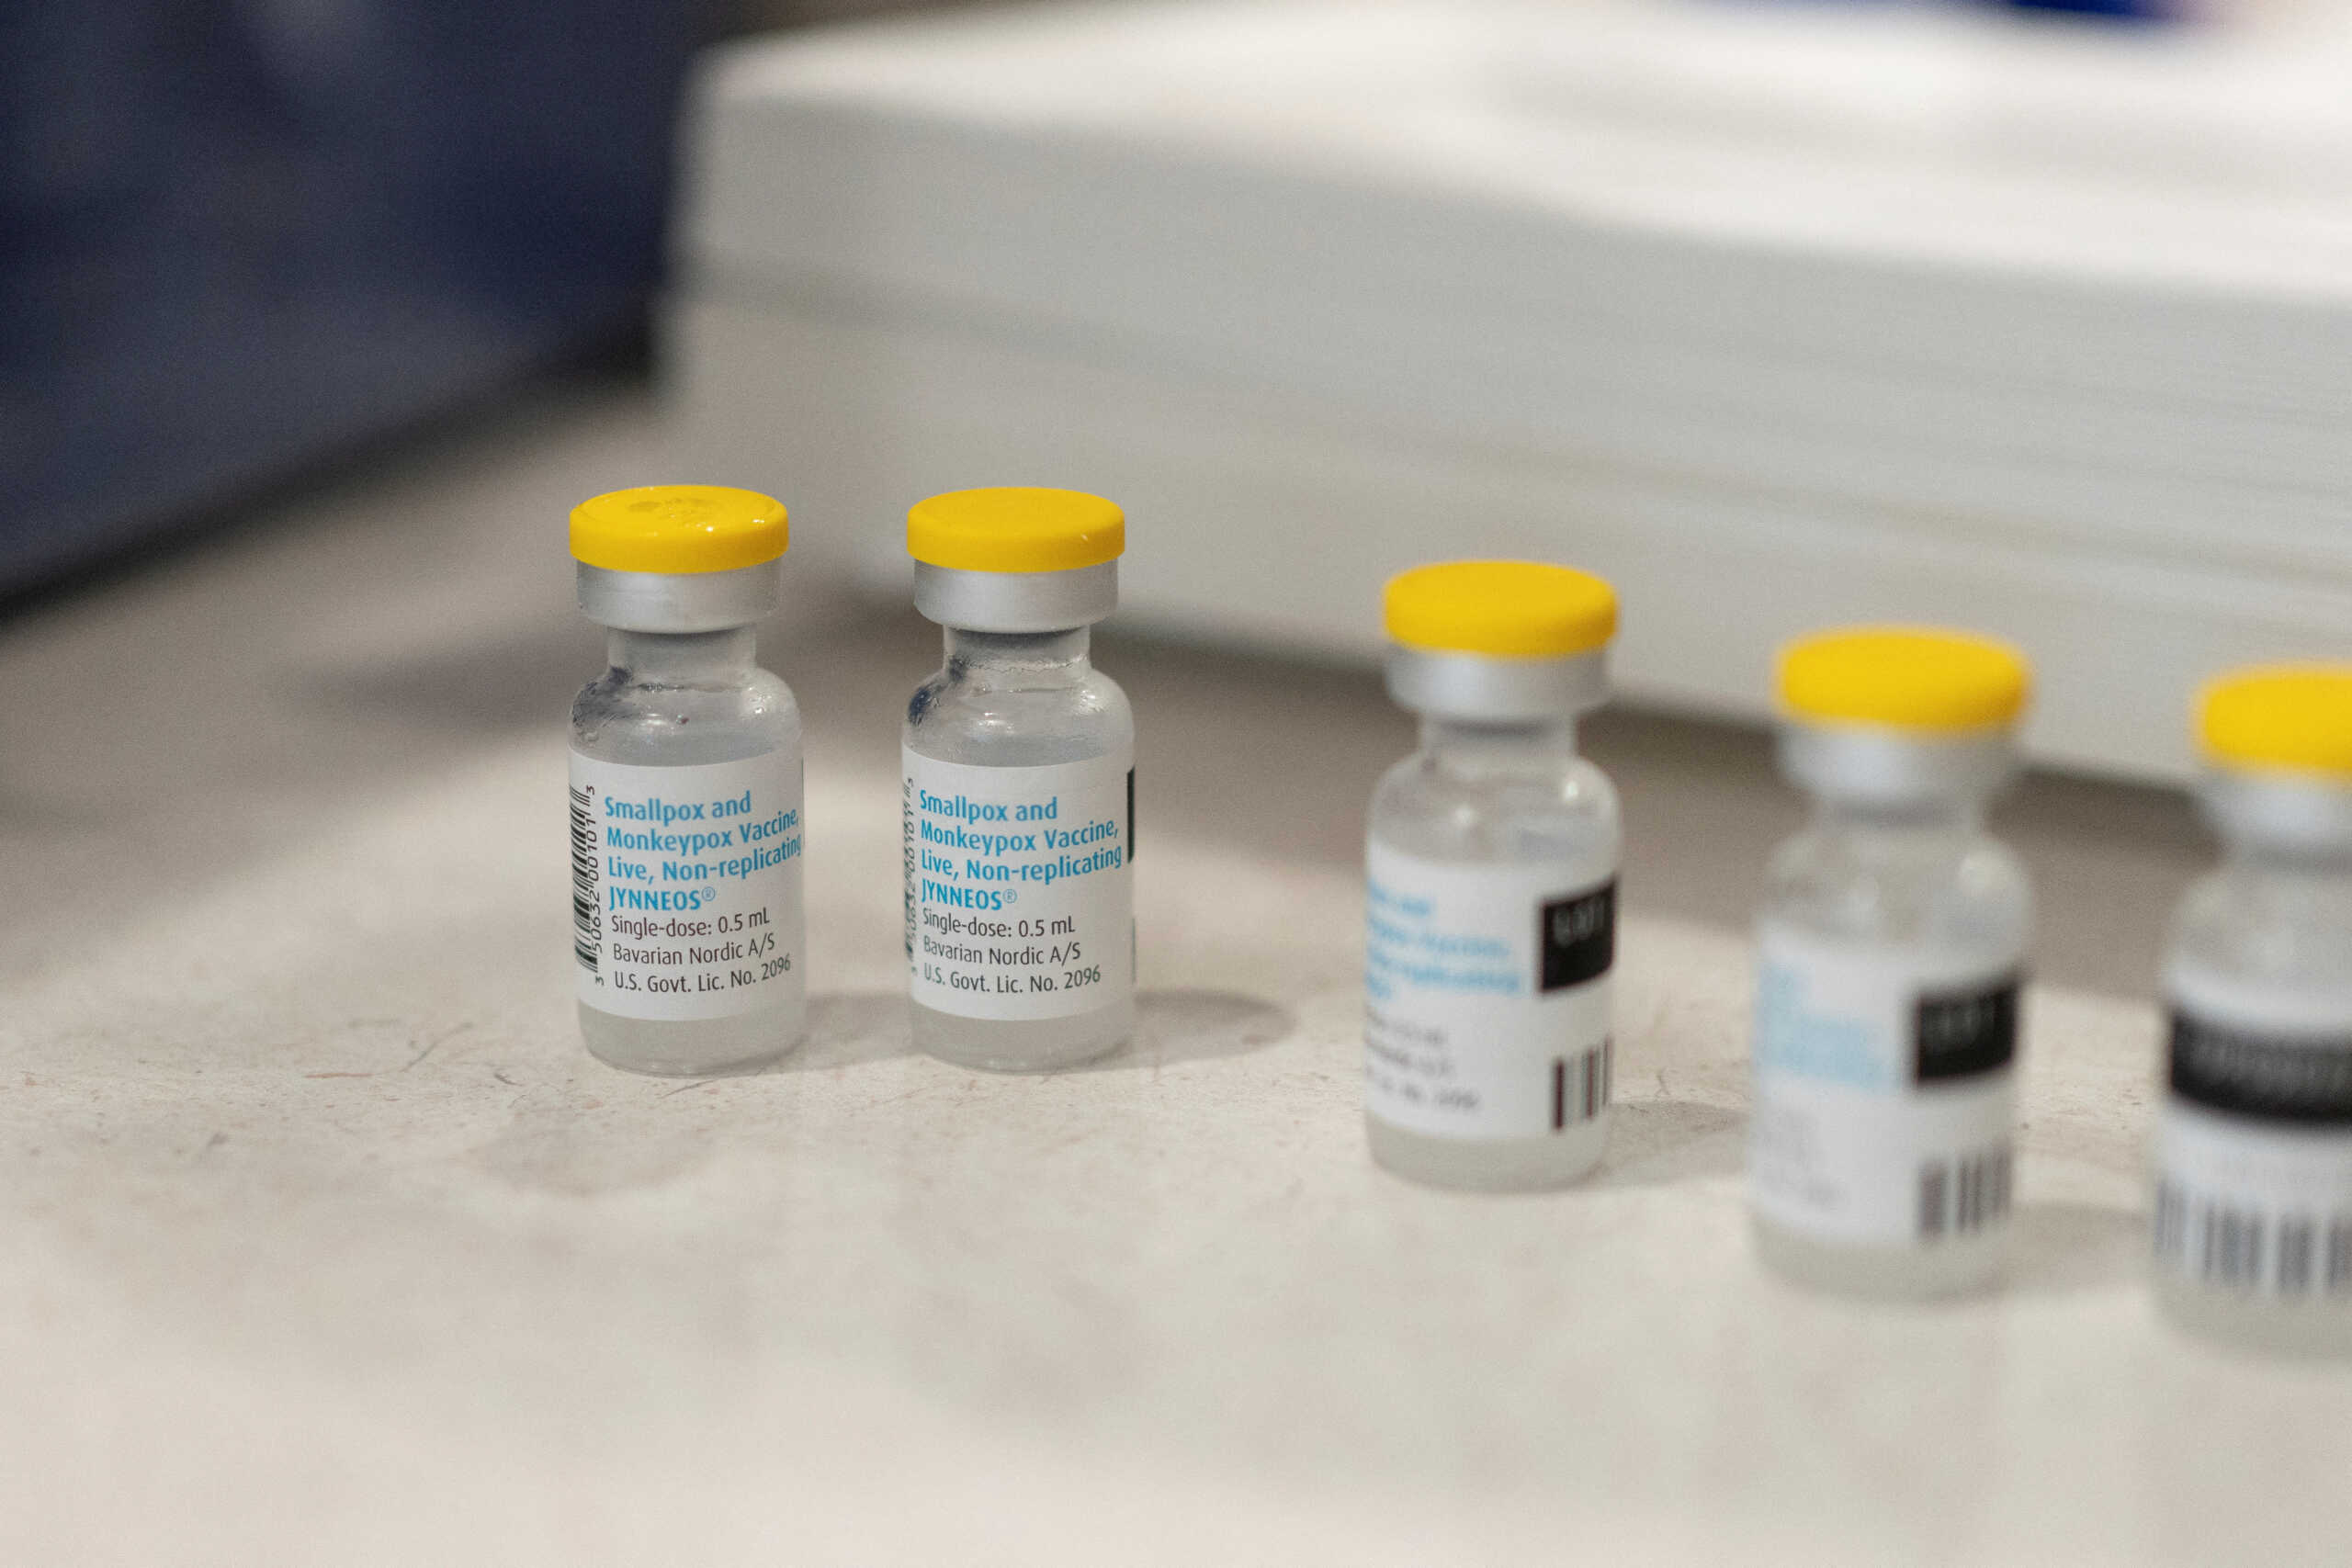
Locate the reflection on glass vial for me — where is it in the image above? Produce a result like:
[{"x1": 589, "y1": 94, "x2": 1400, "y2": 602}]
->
[
  {"x1": 567, "y1": 485, "x2": 806, "y2": 1077},
  {"x1": 1749, "y1": 627, "x2": 2033, "y2": 1298},
  {"x1": 1364, "y1": 560, "x2": 1623, "y2": 1191},
  {"x1": 2154, "y1": 666, "x2": 2352, "y2": 1358}
]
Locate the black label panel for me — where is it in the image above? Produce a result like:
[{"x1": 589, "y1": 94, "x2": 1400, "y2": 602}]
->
[
  {"x1": 1912, "y1": 976, "x2": 2019, "y2": 1084},
  {"x1": 1539, "y1": 880, "x2": 1616, "y2": 994},
  {"x1": 2168, "y1": 1011, "x2": 2352, "y2": 1125}
]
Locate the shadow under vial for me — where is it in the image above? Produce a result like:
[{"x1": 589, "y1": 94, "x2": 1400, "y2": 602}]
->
[
  {"x1": 768, "y1": 991, "x2": 914, "y2": 1074},
  {"x1": 771, "y1": 987, "x2": 1296, "y2": 1077},
  {"x1": 1589, "y1": 1098, "x2": 1747, "y2": 1189},
  {"x1": 1070, "y1": 988, "x2": 1296, "y2": 1073},
  {"x1": 2005, "y1": 1200, "x2": 2146, "y2": 1299}
]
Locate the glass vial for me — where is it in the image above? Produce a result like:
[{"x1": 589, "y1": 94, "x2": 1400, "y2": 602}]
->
[
  {"x1": 2154, "y1": 666, "x2": 2352, "y2": 1357},
  {"x1": 901, "y1": 488, "x2": 1135, "y2": 1072},
  {"x1": 1364, "y1": 560, "x2": 1623, "y2": 1190},
  {"x1": 567, "y1": 485, "x2": 807, "y2": 1076},
  {"x1": 1750, "y1": 628, "x2": 2032, "y2": 1297}
]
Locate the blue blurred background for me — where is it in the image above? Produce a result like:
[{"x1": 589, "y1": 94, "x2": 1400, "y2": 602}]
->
[{"x1": 0, "y1": 0, "x2": 766, "y2": 592}]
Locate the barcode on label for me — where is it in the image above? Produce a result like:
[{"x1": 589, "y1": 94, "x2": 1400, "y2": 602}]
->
[
  {"x1": 569, "y1": 783, "x2": 600, "y2": 974},
  {"x1": 1550, "y1": 1038, "x2": 1612, "y2": 1131},
  {"x1": 1917, "y1": 1145, "x2": 2012, "y2": 1240},
  {"x1": 901, "y1": 774, "x2": 916, "y2": 961},
  {"x1": 2153, "y1": 1179, "x2": 2352, "y2": 1294}
]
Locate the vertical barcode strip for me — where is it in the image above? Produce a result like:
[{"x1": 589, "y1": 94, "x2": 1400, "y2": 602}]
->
[
  {"x1": 1917, "y1": 1144, "x2": 2013, "y2": 1241},
  {"x1": 901, "y1": 774, "x2": 917, "y2": 962},
  {"x1": 2154, "y1": 1179, "x2": 2352, "y2": 1295},
  {"x1": 570, "y1": 783, "x2": 600, "y2": 973},
  {"x1": 1550, "y1": 1037, "x2": 1613, "y2": 1133},
  {"x1": 2280, "y1": 1218, "x2": 2315, "y2": 1293}
]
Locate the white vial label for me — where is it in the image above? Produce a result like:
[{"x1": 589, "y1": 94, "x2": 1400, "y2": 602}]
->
[
  {"x1": 902, "y1": 747, "x2": 1134, "y2": 1021},
  {"x1": 568, "y1": 751, "x2": 805, "y2": 1021},
  {"x1": 1749, "y1": 925, "x2": 2018, "y2": 1247},
  {"x1": 2153, "y1": 972, "x2": 2352, "y2": 1296},
  {"x1": 1362, "y1": 844, "x2": 1616, "y2": 1141}
]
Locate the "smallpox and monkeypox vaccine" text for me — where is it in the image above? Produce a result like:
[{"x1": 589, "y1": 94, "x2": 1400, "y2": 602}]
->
[
  {"x1": 900, "y1": 487, "x2": 1135, "y2": 1072},
  {"x1": 906, "y1": 769, "x2": 1129, "y2": 1012},
  {"x1": 566, "y1": 484, "x2": 807, "y2": 1077}
]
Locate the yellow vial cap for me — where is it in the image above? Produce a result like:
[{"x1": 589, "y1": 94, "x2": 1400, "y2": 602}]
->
[
  {"x1": 2199, "y1": 665, "x2": 2352, "y2": 780},
  {"x1": 1779, "y1": 626, "x2": 2030, "y2": 734},
  {"x1": 570, "y1": 485, "x2": 788, "y2": 575},
  {"x1": 907, "y1": 487, "x2": 1125, "y2": 574},
  {"x1": 1384, "y1": 560, "x2": 1618, "y2": 659}
]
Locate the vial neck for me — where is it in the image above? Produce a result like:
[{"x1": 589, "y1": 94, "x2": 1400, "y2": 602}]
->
[
  {"x1": 606, "y1": 626, "x2": 758, "y2": 682},
  {"x1": 944, "y1": 626, "x2": 1092, "y2": 687},
  {"x1": 1811, "y1": 793, "x2": 1983, "y2": 840},
  {"x1": 2204, "y1": 773, "x2": 2352, "y2": 873},
  {"x1": 1419, "y1": 716, "x2": 1579, "y2": 777}
]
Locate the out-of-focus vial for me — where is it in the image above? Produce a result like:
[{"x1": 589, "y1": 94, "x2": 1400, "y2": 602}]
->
[
  {"x1": 567, "y1": 485, "x2": 806, "y2": 1077},
  {"x1": 1749, "y1": 627, "x2": 2033, "y2": 1297},
  {"x1": 1363, "y1": 561, "x2": 1623, "y2": 1190},
  {"x1": 2154, "y1": 667, "x2": 2352, "y2": 1357},
  {"x1": 901, "y1": 488, "x2": 1135, "y2": 1072}
]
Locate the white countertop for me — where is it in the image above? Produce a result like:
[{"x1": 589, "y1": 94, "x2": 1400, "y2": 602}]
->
[{"x1": 5, "y1": 387, "x2": 2346, "y2": 1565}]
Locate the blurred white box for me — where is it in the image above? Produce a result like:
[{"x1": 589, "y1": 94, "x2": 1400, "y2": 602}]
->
[{"x1": 670, "y1": 0, "x2": 2352, "y2": 778}]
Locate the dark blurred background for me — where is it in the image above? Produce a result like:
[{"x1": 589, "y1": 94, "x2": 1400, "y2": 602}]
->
[{"x1": 0, "y1": 0, "x2": 952, "y2": 593}]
